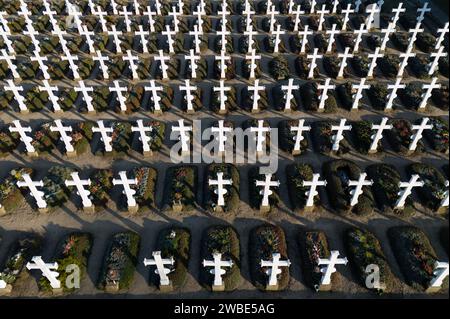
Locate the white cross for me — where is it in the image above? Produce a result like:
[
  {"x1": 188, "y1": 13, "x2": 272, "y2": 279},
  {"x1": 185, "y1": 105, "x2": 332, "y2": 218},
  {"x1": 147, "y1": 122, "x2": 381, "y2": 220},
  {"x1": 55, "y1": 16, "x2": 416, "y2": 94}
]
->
[
  {"x1": 407, "y1": 23, "x2": 424, "y2": 52},
  {"x1": 318, "y1": 78, "x2": 335, "y2": 110},
  {"x1": 24, "y1": 26, "x2": 40, "y2": 53},
  {"x1": 251, "y1": 120, "x2": 271, "y2": 153},
  {"x1": 367, "y1": 47, "x2": 383, "y2": 77},
  {"x1": 93, "y1": 50, "x2": 109, "y2": 79},
  {"x1": 16, "y1": 174, "x2": 46, "y2": 209},
  {"x1": 144, "y1": 80, "x2": 164, "y2": 113},
  {"x1": 169, "y1": 6, "x2": 181, "y2": 32},
  {"x1": 281, "y1": 79, "x2": 299, "y2": 111},
  {"x1": 352, "y1": 78, "x2": 370, "y2": 109},
  {"x1": 370, "y1": 117, "x2": 392, "y2": 152},
  {"x1": 391, "y1": 2, "x2": 406, "y2": 27},
  {"x1": 248, "y1": 80, "x2": 265, "y2": 112},
  {"x1": 386, "y1": 78, "x2": 405, "y2": 110},
  {"x1": 348, "y1": 173, "x2": 373, "y2": 206},
  {"x1": 338, "y1": 47, "x2": 353, "y2": 78},
  {"x1": 366, "y1": 3, "x2": 380, "y2": 30},
  {"x1": 419, "y1": 77, "x2": 441, "y2": 110},
  {"x1": 353, "y1": 24, "x2": 368, "y2": 52},
  {"x1": 26, "y1": 257, "x2": 59, "y2": 288},
  {"x1": 266, "y1": 0, "x2": 274, "y2": 14},
  {"x1": 435, "y1": 22, "x2": 449, "y2": 50},
  {"x1": 4, "y1": 80, "x2": 27, "y2": 112},
  {"x1": 307, "y1": 48, "x2": 322, "y2": 79},
  {"x1": 123, "y1": 50, "x2": 140, "y2": 80},
  {"x1": 268, "y1": 5, "x2": 279, "y2": 32},
  {"x1": 428, "y1": 46, "x2": 447, "y2": 75},
  {"x1": 255, "y1": 174, "x2": 280, "y2": 208},
  {"x1": 92, "y1": 120, "x2": 114, "y2": 152},
  {"x1": 298, "y1": 25, "x2": 313, "y2": 53},
  {"x1": 209, "y1": 172, "x2": 233, "y2": 207},
  {"x1": 143, "y1": 251, "x2": 174, "y2": 287},
  {"x1": 214, "y1": 80, "x2": 231, "y2": 112},
  {"x1": 244, "y1": 25, "x2": 258, "y2": 54},
  {"x1": 341, "y1": 4, "x2": 354, "y2": 31},
  {"x1": 245, "y1": 49, "x2": 261, "y2": 79},
  {"x1": 177, "y1": 0, "x2": 184, "y2": 14},
  {"x1": 326, "y1": 24, "x2": 340, "y2": 53},
  {"x1": 154, "y1": 0, "x2": 162, "y2": 15},
  {"x1": 292, "y1": 5, "x2": 305, "y2": 32},
  {"x1": 217, "y1": 24, "x2": 231, "y2": 52},
  {"x1": 410, "y1": 117, "x2": 433, "y2": 151},
  {"x1": 61, "y1": 51, "x2": 80, "y2": 80},
  {"x1": 8, "y1": 120, "x2": 34, "y2": 152},
  {"x1": 318, "y1": 251, "x2": 348, "y2": 286},
  {"x1": 108, "y1": 25, "x2": 123, "y2": 54},
  {"x1": 113, "y1": 171, "x2": 138, "y2": 208},
  {"x1": 0, "y1": 26, "x2": 14, "y2": 53},
  {"x1": 395, "y1": 174, "x2": 424, "y2": 208},
  {"x1": 92, "y1": 5, "x2": 108, "y2": 32},
  {"x1": 180, "y1": 80, "x2": 198, "y2": 112},
  {"x1": 143, "y1": 5, "x2": 156, "y2": 32},
  {"x1": 272, "y1": 24, "x2": 285, "y2": 53},
  {"x1": 185, "y1": 49, "x2": 201, "y2": 79},
  {"x1": 0, "y1": 11, "x2": 11, "y2": 33},
  {"x1": 203, "y1": 253, "x2": 233, "y2": 287},
  {"x1": 155, "y1": 50, "x2": 170, "y2": 79},
  {"x1": 380, "y1": 23, "x2": 396, "y2": 51},
  {"x1": 441, "y1": 181, "x2": 449, "y2": 208},
  {"x1": 291, "y1": 119, "x2": 311, "y2": 153},
  {"x1": 163, "y1": 25, "x2": 176, "y2": 54},
  {"x1": 74, "y1": 81, "x2": 94, "y2": 112},
  {"x1": 331, "y1": 0, "x2": 340, "y2": 13},
  {"x1": 80, "y1": 26, "x2": 95, "y2": 54},
  {"x1": 65, "y1": 172, "x2": 92, "y2": 208},
  {"x1": 310, "y1": 0, "x2": 317, "y2": 13},
  {"x1": 193, "y1": 6, "x2": 204, "y2": 33},
  {"x1": 110, "y1": 0, "x2": 119, "y2": 14},
  {"x1": 133, "y1": 0, "x2": 141, "y2": 15},
  {"x1": 317, "y1": 4, "x2": 329, "y2": 31},
  {"x1": 417, "y1": 2, "x2": 431, "y2": 23},
  {"x1": 136, "y1": 26, "x2": 149, "y2": 53},
  {"x1": 38, "y1": 80, "x2": 60, "y2": 112},
  {"x1": 132, "y1": 119, "x2": 153, "y2": 153},
  {"x1": 189, "y1": 25, "x2": 203, "y2": 54},
  {"x1": 172, "y1": 119, "x2": 192, "y2": 154},
  {"x1": 331, "y1": 119, "x2": 352, "y2": 151},
  {"x1": 212, "y1": 120, "x2": 232, "y2": 154},
  {"x1": 218, "y1": 2, "x2": 230, "y2": 29},
  {"x1": 49, "y1": 120, "x2": 73, "y2": 153},
  {"x1": 430, "y1": 262, "x2": 449, "y2": 288},
  {"x1": 243, "y1": 0, "x2": 255, "y2": 30},
  {"x1": 0, "y1": 49, "x2": 20, "y2": 79},
  {"x1": 260, "y1": 253, "x2": 291, "y2": 287},
  {"x1": 110, "y1": 81, "x2": 128, "y2": 112},
  {"x1": 18, "y1": 1, "x2": 32, "y2": 24},
  {"x1": 216, "y1": 50, "x2": 231, "y2": 79},
  {"x1": 303, "y1": 173, "x2": 327, "y2": 207},
  {"x1": 52, "y1": 26, "x2": 68, "y2": 51}
]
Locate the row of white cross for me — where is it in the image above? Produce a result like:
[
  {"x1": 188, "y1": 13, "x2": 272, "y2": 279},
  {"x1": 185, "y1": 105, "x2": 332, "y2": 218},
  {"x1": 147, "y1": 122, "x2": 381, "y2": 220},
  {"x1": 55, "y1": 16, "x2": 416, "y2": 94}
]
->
[
  {"x1": 7, "y1": 160, "x2": 449, "y2": 212},
  {"x1": 4, "y1": 116, "x2": 439, "y2": 159},
  {"x1": 1, "y1": 75, "x2": 445, "y2": 114},
  {"x1": 2, "y1": 248, "x2": 448, "y2": 291}
]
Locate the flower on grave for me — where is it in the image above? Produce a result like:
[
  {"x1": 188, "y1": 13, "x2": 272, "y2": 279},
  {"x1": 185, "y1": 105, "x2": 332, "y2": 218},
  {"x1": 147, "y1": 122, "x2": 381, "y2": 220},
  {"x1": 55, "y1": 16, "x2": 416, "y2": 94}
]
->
[{"x1": 63, "y1": 236, "x2": 76, "y2": 256}]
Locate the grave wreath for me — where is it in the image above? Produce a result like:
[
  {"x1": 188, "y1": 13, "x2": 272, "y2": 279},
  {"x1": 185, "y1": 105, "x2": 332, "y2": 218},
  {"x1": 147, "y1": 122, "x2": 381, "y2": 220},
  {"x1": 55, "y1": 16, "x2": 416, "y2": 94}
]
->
[
  {"x1": 423, "y1": 117, "x2": 449, "y2": 154},
  {"x1": 407, "y1": 163, "x2": 447, "y2": 213},
  {"x1": 398, "y1": 82, "x2": 424, "y2": 110},
  {"x1": 7, "y1": 16, "x2": 25, "y2": 33},
  {"x1": 166, "y1": 166, "x2": 198, "y2": 212},
  {"x1": 367, "y1": 82, "x2": 388, "y2": 110},
  {"x1": 387, "y1": 119, "x2": 424, "y2": 155},
  {"x1": 279, "y1": 120, "x2": 308, "y2": 153},
  {"x1": 12, "y1": 36, "x2": 31, "y2": 54},
  {"x1": 366, "y1": 34, "x2": 381, "y2": 51},
  {"x1": 0, "y1": 167, "x2": 34, "y2": 214},
  {"x1": 242, "y1": 85, "x2": 269, "y2": 111},
  {"x1": 58, "y1": 88, "x2": 79, "y2": 111},
  {"x1": 323, "y1": 55, "x2": 344, "y2": 78},
  {"x1": 367, "y1": 164, "x2": 415, "y2": 216},
  {"x1": 184, "y1": 57, "x2": 208, "y2": 79},
  {"x1": 133, "y1": 120, "x2": 166, "y2": 153},
  {"x1": 328, "y1": 16, "x2": 343, "y2": 30},
  {"x1": 410, "y1": 55, "x2": 433, "y2": 79},
  {"x1": 25, "y1": 86, "x2": 47, "y2": 112},
  {"x1": 238, "y1": 35, "x2": 261, "y2": 54},
  {"x1": 289, "y1": 34, "x2": 310, "y2": 54},
  {"x1": 180, "y1": 84, "x2": 202, "y2": 112},
  {"x1": 391, "y1": 32, "x2": 409, "y2": 52},
  {"x1": 0, "y1": 126, "x2": 19, "y2": 158},
  {"x1": 135, "y1": 34, "x2": 159, "y2": 53},
  {"x1": 96, "y1": 121, "x2": 132, "y2": 157},
  {"x1": 39, "y1": 232, "x2": 93, "y2": 294},
  {"x1": 248, "y1": 167, "x2": 280, "y2": 211},
  {"x1": 286, "y1": 163, "x2": 318, "y2": 212},
  {"x1": 379, "y1": 55, "x2": 400, "y2": 78},
  {"x1": 296, "y1": 56, "x2": 318, "y2": 79},
  {"x1": 154, "y1": 56, "x2": 180, "y2": 80},
  {"x1": 314, "y1": 33, "x2": 334, "y2": 53},
  {"x1": 214, "y1": 35, "x2": 234, "y2": 53},
  {"x1": 264, "y1": 34, "x2": 287, "y2": 54},
  {"x1": 439, "y1": 55, "x2": 449, "y2": 77},
  {"x1": 249, "y1": 224, "x2": 289, "y2": 291},
  {"x1": 312, "y1": 121, "x2": 351, "y2": 155},
  {"x1": 42, "y1": 166, "x2": 75, "y2": 208},
  {"x1": 301, "y1": 82, "x2": 338, "y2": 112},
  {"x1": 90, "y1": 87, "x2": 111, "y2": 112},
  {"x1": 88, "y1": 169, "x2": 114, "y2": 210},
  {"x1": 388, "y1": 226, "x2": 447, "y2": 292},
  {"x1": 323, "y1": 159, "x2": 375, "y2": 216},
  {"x1": 0, "y1": 235, "x2": 42, "y2": 291},
  {"x1": 344, "y1": 228, "x2": 395, "y2": 294},
  {"x1": 336, "y1": 82, "x2": 354, "y2": 110},
  {"x1": 200, "y1": 226, "x2": 241, "y2": 291},
  {"x1": 31, "y1": 122, "x2": 55, "y2": 155},
  {"x1": 307, "y1": 16, "x2": 320, "y2": 31},
  {"x1": 242, "y1": 58, "x2": 261, "y2": 79},
  {"x1": 147, "y1": 84, "x2": 173, "y2": 113},
  {"x1": 17, "y1": 60, "x2": 39, "y2": 80},
  {"x1": 69, "y1": 121, "x2": 95, "y2": 156},
  {"x1": 214, "y1": 57, "x2": 235, "y2": 80},
  {"x1": 351, "y1": 120, "x2": 382, "y2": 154},
  {"x1": 124, "y1": 166, "x2": 158, "y2": 211},
  {"x1": 416, "y1": 32, "x2": 437, "y2": 53},
  {"x1": 0, "y1": 90, "x2": 13, "y2": 111},
  {"x1": 431, "y1": 84, "x2": 449, "y2": 110},
  {"x1": 64, "y1": 37, "x2": 84, "y2": 54},
  {"x1": 298, "y1": 230, "x2": 334, "y2": 291},
  {"x1": 106, "y1": 57, "x2": 127, "y2": 80},
  {"x1": 204, "y1": 164, "x2": 240, "y2": 213},
  {"x1": 37, "y1": 36, "x2": 60, "y2": 54},
  {"x1": 151, "y1": 227, "x2": 191, "y2": 290},
  {"x1": 122, "y1": 85, "x2": 145, "y2": 113},
  {"x1": 351, "y1": 55, "x2": 369, "y2": 77},
  {"x1": 49, "y1": 57, "x2": 95, "y2": 80},
  {"x1": 210, "y1": 85, "x2": 238, "y2": 114},
  {"x1": 97, "y1": 231, "x2": 140, "y2": 292}
]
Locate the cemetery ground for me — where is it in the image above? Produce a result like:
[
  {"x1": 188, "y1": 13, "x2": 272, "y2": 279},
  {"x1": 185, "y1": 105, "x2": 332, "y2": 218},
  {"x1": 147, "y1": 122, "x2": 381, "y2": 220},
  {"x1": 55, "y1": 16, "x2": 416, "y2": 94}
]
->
[{"x1": 0, "y1": 0, "x2": 449, "y2": 299}]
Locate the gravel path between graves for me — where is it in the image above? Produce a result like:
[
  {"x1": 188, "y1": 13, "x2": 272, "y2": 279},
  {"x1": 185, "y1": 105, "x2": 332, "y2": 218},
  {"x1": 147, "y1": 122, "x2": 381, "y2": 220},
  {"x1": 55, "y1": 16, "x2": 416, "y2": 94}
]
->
[{"x1": 0, "y1": 0, "x2": 449, "y2": 299}]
